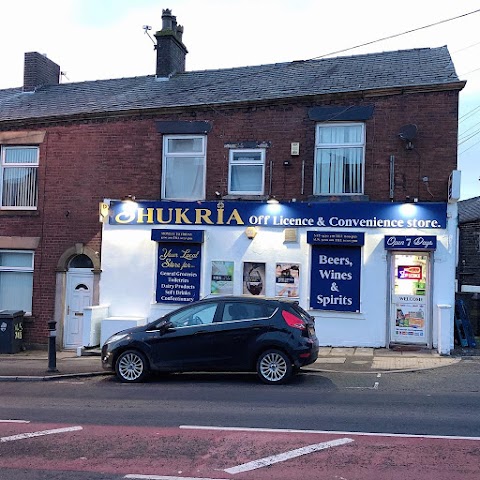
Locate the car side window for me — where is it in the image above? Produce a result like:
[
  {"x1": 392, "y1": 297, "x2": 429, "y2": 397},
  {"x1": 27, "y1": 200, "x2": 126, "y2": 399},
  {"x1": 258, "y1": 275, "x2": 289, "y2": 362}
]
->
[
  {"x1": 222, "y1": 302, "x2": 275, "y2": 322},
  {"x1": 169, "y1": 303, "x2": 218, "y2": 327}
]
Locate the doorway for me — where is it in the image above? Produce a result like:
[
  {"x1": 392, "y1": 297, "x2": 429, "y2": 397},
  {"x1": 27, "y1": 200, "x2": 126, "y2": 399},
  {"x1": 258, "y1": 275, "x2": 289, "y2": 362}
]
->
[
  {"x1": 64, "y1": 257, "x2": 94, "y2": 349},
  {"x1": 389, "y1": 252, "x2": 431, "y2": 346}
]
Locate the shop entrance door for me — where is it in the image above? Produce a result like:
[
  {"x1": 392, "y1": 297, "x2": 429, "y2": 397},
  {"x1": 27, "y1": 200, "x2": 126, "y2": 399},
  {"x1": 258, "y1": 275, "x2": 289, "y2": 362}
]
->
[{"x1": 389, "y1": 252, "x2": 431, "y2": 346}]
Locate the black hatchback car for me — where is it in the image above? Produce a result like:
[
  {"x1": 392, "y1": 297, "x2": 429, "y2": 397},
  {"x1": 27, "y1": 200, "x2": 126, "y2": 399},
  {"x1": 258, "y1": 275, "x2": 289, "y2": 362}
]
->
[{"x1": 102, "y1": 296, "x2": 319, "y2": 384}]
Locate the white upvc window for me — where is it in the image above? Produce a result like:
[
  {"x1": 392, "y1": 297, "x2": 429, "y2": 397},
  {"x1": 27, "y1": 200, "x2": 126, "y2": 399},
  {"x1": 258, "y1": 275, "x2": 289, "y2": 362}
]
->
[
  {"x1": 0, "y1": 146, "x2": 39, "y2": 209},
  {"x1": 314, "y1": 123, "x2": 365, "y2": 195},
  {"x1": 228, "y1": 149, "x2": 265, "y2": 195},
  {"x1": 162, "y1": 135, "x2": 206, "y2": 200},
  {"x1": 0, "y1": 250, "x2": 34, "y2": 315}
]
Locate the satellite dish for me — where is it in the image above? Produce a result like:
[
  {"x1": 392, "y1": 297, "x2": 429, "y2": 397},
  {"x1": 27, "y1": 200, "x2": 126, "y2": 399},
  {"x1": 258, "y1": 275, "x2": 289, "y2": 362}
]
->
[
  {"x1": 399, "y1": 124, "x2": 418, "y2": 141},
  {"x1": 398, "y1": 124, "x2": 417, "y2": 150}
]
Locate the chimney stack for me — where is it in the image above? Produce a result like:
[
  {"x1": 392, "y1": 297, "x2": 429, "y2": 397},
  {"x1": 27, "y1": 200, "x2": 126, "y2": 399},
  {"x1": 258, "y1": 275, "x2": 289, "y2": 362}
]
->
[
  {"x1": 154, "y1": 9, "x2": 188, "y2": 78},
  {"x1": 23, "y1": 52, "x2": 60, "y2": 92}
]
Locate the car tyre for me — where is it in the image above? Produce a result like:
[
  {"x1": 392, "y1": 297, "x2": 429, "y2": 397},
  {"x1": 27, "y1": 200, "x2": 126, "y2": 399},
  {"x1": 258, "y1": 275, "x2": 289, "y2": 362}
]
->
[
  {"x1": 256, "y1": 349, "x2": 293, "y2": 385},
  {"x1": 115, "y1": 350, "x2": 149, "y2": 383}
]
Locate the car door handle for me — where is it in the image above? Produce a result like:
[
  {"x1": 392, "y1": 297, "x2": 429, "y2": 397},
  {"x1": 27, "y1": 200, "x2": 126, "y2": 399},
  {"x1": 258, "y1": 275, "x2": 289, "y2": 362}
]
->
[{"x1": 194, "y1": 330, "x2": 208, "y2": 335}]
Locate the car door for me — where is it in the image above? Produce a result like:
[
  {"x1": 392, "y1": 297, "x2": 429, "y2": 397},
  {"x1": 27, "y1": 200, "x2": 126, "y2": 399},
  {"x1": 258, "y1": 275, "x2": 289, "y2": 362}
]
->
[
  {"x1": 147, "y1": 301, "x2": 221, "y2": 371},
  {"x1": 209, "y1": 300, "x2": 274, "y2": 369}
]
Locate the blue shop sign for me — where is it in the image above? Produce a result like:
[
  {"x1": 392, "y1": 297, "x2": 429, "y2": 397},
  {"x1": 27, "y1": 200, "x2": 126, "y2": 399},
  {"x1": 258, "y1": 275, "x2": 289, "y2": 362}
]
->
[
  {"x1": 109, "y1": 200, "x2": 447, "y2": 229},
  {"x1": 307, "y1": 231, "x2": 364, "y2": 246},
  {"x1": 384, "y1": 235, "x2": 437, "y2": 250},
  {"x1": 153, "y1": 231, "x2": 202, "y2": 304},
  {"x1": 310, "y1": 245, "x2": 361, "y2": 312},
  {"x1": 151, "y1": 229, "x2": 204, "y2": 243}
]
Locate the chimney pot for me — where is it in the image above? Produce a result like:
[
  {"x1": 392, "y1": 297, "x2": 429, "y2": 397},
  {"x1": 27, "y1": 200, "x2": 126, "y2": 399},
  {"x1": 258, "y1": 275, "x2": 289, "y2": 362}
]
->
[
  {"x1": 161, "y1": 9, "x2": 174, "y2": 31},
  {"x1": 176, "y1": 25, "x2": 184, "y2": 43}
]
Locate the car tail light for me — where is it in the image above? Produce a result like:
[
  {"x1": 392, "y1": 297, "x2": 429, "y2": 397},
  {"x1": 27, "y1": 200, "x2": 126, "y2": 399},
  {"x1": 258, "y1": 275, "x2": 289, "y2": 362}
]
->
[{"x1": 282, "y1": 310, "x2": 306, "y2": 330}]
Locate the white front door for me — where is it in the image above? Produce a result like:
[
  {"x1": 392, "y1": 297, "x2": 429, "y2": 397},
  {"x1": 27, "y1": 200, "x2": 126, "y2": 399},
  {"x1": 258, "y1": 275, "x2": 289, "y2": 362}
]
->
[
  {"x1": 64, "y1": 270, "x2": 93, "y2": 349},
  {"x1": 389, "y1": 252, "x2": 431, "y2": 346}
]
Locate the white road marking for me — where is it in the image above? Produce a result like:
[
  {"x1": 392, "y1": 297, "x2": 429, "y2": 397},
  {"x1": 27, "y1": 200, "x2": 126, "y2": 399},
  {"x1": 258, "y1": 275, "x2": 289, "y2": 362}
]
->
[
  {"x1": 345, "y1": 383, "x2": 379, "y2": 390},
  {"x1": 0, "y1": 420, "x2": 30, "y2": 423},
  {"x1": 0, "y1": 426, "x2": 82, "y2": 442},
  {"x1": 125, "y1": 476, "x2": 229, "y2": 480},
  {"x1": 224, "y1": 438, "x2": 354, "y2": 474},
  {"x1": 180, "y1": 425, "x2": 480, "y2": 441}
]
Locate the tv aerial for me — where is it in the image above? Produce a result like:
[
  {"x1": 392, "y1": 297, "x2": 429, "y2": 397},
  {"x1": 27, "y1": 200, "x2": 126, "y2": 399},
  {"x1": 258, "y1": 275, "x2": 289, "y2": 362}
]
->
[{"x1": 143, "y1": 25, "x2": 155, "y2": 46}]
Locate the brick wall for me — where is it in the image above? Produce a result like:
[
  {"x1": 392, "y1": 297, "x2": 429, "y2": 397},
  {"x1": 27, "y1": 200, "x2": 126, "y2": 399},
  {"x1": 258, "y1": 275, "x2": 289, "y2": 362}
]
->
[{"x1": 458, "y1": 220, "x2": 480, "y2": 287}]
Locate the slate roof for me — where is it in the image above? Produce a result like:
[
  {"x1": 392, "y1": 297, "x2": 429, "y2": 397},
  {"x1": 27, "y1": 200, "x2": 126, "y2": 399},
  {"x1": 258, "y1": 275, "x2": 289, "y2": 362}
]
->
[
  {"x1": 0, "y1": 46, "x2": 463, "y2": 123},
  {"x1": 459, "y1": 196, "x2": 480, "y2": 223}
]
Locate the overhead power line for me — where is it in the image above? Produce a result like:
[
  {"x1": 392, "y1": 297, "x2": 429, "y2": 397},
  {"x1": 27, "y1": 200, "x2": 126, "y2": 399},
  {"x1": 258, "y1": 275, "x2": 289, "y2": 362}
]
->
[{"x1": 310, "y1": 8, "x2": 480, "y2": 60}]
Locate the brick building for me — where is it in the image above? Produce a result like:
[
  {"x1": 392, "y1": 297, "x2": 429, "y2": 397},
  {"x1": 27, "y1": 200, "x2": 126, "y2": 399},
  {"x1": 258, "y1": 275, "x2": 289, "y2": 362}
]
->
[
  {"x1": 457, "y1": 196, "x2": 480, "y2": 335},
  {"x1": 0, "y1": 10, "x2": 465, "y2": 352}
]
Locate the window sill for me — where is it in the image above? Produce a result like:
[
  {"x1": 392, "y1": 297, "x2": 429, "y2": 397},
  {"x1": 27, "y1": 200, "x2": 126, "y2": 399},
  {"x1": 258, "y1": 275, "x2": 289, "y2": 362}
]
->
[
  {"x1": 222, "y1": 195, "x2": 267, "y2": 201},
  {"x1": 0, "y1": 210, "x2": 40, "y2": 217},
  {"x1": 308, "y1": 195, "x2": 370, "y2": 202}
]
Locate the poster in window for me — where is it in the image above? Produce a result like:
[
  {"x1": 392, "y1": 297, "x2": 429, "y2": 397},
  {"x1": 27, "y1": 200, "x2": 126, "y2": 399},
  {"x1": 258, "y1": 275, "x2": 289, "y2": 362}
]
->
[
  {"x1": 211, "y1": 261, "x2": 234, "y2": 295},
  {"x1": 275, "y1": 263, "x2": 300, "y2": 298},
  {"x1": 243, "y1": 262, "x2": 265, "y2": 296},
  {"x1": 395, "y1": 302, "x2": 426, "y2": 338}
]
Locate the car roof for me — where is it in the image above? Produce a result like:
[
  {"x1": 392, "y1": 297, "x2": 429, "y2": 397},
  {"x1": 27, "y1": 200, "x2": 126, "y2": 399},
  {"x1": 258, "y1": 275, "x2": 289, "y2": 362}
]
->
[{"x1": 200, "y1": 295, "x2": 299, "y2": 305}]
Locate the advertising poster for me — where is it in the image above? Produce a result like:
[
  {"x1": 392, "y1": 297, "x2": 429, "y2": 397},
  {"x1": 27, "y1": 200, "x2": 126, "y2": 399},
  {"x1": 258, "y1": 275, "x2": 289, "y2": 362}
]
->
[
  {"x1": 275, "y1": 263, "x2": 300, "y2": 298},
  {"x1": 395, "y1": 302, "x2": 426, "y2": 338},
  {"x1": 398, "y1": 265, "x2": 422, "y2": 280},
  {"x1": 211, "y1": 261, "x2": 234, "y2": 295},
  {"x1": 309, "y1": 246, "x2": 361, "y2": 312},
  {"x1": 243, "y1": 262, "x2": 266, "y2": 296},
  {"x1": 155, "y1": 243, "x2": 201, "y2": 304}
]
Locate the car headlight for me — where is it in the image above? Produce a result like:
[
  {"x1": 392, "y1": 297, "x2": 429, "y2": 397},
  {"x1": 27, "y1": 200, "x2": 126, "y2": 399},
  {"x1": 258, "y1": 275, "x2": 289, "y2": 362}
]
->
[{"x1": 105, "y1": 333, "x2": 128, "y2": 344}]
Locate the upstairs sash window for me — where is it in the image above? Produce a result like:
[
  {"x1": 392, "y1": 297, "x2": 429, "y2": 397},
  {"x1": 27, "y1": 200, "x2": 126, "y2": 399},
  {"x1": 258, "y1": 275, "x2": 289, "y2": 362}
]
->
[
  {"x1": 1, "y1": 146, "x2": 39, "y2": 209},
  {"x1": 228, "y1": 149, "x2": 265, "y2": 195},
  {"x1": 314, "y1": 123, "x2": 365, "y2": 195},
  {"x1": 162, "y1": 135, "x2": 206, "y2": 200}
]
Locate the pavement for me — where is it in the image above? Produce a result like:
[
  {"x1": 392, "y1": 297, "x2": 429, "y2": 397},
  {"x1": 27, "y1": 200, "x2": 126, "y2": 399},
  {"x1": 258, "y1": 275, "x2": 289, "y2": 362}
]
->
[{"x1": 0, "y1": 345, "x2": 477, "y2": 381}]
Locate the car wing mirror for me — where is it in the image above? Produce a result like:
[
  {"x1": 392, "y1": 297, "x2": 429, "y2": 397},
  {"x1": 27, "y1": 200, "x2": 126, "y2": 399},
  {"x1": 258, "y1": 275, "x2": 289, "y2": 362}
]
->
[{"x1": 159, "y1": 320, "x2": 175, "y2": 335}]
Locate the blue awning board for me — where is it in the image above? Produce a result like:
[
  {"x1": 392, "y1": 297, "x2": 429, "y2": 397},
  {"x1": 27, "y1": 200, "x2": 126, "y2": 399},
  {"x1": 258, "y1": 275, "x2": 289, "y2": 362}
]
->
[{"x1": 110, "y1": 201, "x2": 447, "y2": 229}]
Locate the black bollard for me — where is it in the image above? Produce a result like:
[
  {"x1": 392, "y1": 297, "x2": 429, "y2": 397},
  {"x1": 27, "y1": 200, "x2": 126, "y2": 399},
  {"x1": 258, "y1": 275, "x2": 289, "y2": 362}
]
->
[{"x1": 47, "y1": 320, "x2": 59, "y2": 372}]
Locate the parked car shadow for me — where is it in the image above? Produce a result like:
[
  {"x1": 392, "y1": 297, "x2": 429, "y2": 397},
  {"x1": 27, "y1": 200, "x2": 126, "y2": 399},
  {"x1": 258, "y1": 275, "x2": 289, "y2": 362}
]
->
[{"x1": 102, "y1": 369, "x2": 337, "y2": 389}]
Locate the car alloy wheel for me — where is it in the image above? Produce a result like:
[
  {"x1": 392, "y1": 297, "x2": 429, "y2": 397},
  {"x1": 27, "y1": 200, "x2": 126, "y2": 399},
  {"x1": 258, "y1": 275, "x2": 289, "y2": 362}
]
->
[
  {"x1": 115, "y1": 350, "x2": 148, "y2": 383},
  {"x1": 257, "y1": 349, "x2": 292, "y2": 384}
]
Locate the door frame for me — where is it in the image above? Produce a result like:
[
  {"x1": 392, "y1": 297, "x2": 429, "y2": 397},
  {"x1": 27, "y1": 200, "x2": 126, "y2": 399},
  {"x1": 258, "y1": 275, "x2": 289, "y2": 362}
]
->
[
  {"x1": 53, "y1": 243, "x2": 101, "y2": 350},
  {"x1": 386, "y1": 251, "x2": 433, "y2": 348}
]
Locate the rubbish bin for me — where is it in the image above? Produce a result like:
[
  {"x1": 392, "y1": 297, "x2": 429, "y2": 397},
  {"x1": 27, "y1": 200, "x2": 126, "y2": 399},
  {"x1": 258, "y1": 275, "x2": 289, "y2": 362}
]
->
[{"x1": 0, "y1": 310, "x2": 25, "y2": 354}]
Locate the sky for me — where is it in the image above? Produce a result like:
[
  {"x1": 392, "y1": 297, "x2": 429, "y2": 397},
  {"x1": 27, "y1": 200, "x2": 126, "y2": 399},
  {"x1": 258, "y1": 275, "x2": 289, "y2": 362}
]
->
[{"x1": 1, "y1": 0, "x2": 479, "y2": 200}]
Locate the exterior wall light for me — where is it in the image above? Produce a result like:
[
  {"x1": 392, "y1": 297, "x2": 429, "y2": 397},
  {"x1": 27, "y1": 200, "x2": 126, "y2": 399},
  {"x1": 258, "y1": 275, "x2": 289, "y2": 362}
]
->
[{"x1": 245, "y1": 227, "x2": 258, "y2": 239}]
